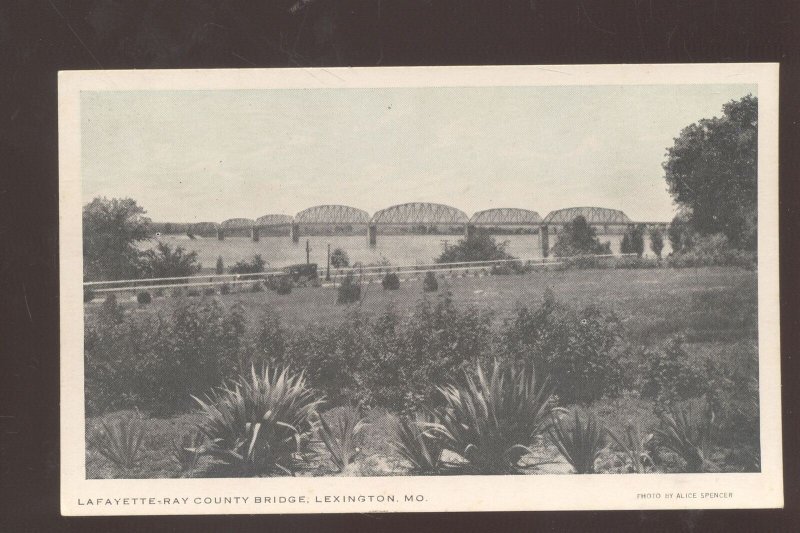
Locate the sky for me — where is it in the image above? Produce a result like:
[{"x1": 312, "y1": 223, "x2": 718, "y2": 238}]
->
[{"x1": 81, "y1": 83, "x2": 755, "y2": 223}]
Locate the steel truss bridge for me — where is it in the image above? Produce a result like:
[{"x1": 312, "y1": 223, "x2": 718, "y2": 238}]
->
[{"x1": 177, "y1": 203, "x2": 668, "y2": 254}]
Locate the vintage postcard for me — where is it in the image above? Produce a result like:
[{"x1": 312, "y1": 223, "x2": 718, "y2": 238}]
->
[{"x1": 59, "y1": 64, "x2": 781, "y2": 515}]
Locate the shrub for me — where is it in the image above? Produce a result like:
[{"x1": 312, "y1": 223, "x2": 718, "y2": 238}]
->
[
  {"x1": 220, "y1": 283, "x2": 230, "y2": 295},
  {"x1": 382, "y1": 272, "x2": 400, "y2": 290},
  {"x1": 137, "y1": 291, "x2": 152, "y2": 304},
  {"x1": 138, "y1": 242, "x2": 201, "y2": 280},
  {"x1": 666, "y1": 233, "x2": 756, "y2": 268},
  {"x1": 186, "y1": 289, "x2": 200, "y2": 297},
  {"x1": 330, "y1": 248, "x2": 349, "y2": 268},
  {"x1": 203, "y1": 287, "x2": 216, "y2": 296},
  {"x1": 230, "y1": 255, "x2": 266, "y2": 274},
  {"x1": 215, "y1": 256, "x2": 225, "y2": 275},
  {"x1": 336, "y1": 273, "x2": 361, "y2": 304},
  {"x1": 84, "y1": 288, "x2": 95, "y2": 303},
  {"x1": 501, "y1": 291, "x2": 625, "y2": 404},
  {"x1": 171, "y1": 288, "x2": 184, "y2": 298},
  {"x1": 315, "y1": 404, "x2": 368, "y2": 473},
  {"x1": 436, "y1": 231, "x2": 515, "y2": 263},
  {"x1": 171, "y1": 432, "x2": 204, "y2": 476},
  {"x1": 607, "y1": 423, "x2": 654, "y2": 473},
  {"x1": 390, "y1": 411, "x2": 444, "y2": 474},
  {"x1": 551, "y1": 216, "x2": 611, "y2": 257},
  {"x1": 275, "y1": 276, "x2": 292, "y2": 295},
  {"x1": 250, "y1": 310, "x2": 287, "y2": 369},
  {"x1": 153, "y1": 288, "x2": 165, "y2": 298},
  {"x1": 431, "y1": 360, "x2": 555, "y2": 474},
  {"x1": 650, "y1": 228, "x2": 665, "y2": 258},
  {"x1": 88, "y1": 414, "x2": 147, "y2": 471},
  {"x1": 548, "y1": 409, "x2": 606, "y2": 474},
  {"x1": 250, "y1": 281, "x2": 264, "y2": 293},
  {"x1": 423, "y1": 272, "x2": 438, "y2": 292},
  {"x1": 640, "y1": 337, "x2": 707, "y2": 405},
  {"x1": 192, "y1": 366, "x2": 323, "y2": 476},
  {"x1": 652, "y1": 399, "x2": 714, "y2": 473}
]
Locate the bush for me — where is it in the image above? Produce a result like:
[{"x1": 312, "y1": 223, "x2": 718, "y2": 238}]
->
[
  {"x1": 640, "y1": 337, "x2": 707, "y2": 405},
  {"x1": 548, "y1": 408, "x2": 606, "y2": 474},
  {"x1": 138, "y1": 242, "x2": 201, "y2": 280},
  {"x1": 423, "y1": 272, "x2": 438, "y2": 292},
  {"x1": 666, "y1": 233, "x2": 756, "y2": 268},
  {"x1": 336, "y1": 273, "x2": 361, "y2": 304},
  {"x1": 88, "y1": 414, "x2": 147, "y2": 471},
  {"x1": 382, "y1": 272, "x2": 400, "y2": 290},
  {"x1": 220, "y1": 283, "x2": 230, "y2": 295},
  {"x1": 230, "y1": 254, "x2": 266, "y2": 275},
  {"x1": 551, "y1": 216, "x2": 612, "y2": 257},
  {"x1": 275, "y1": 276, "x2": 292, "y2": 295},
  {"x1": 432, "y1": 360, "x2": 556, "y2": 474},
  {"x1": 203, "y1": 287, "x2": 216, "y2": 296},
  {"x1": 186, "y1": 289, "x2": 200, "y2": 297},
  {"x1": 193, "y1": 366, "x2": 323, "y2": 476},
  {"x1": 501, "y1": 291, "x2": 625, "y2": 404},
  {"x1": 435, "y1": 231, "x2": 515, "y2": 263},
  {"x1": 250, "y1": 281, "x2": 264, "y2": 293},
  {"x1": 330, "y1": 248, "x2": 349, "y2": 268},
  {"x1": 315, "y1": 404, "x2": 368, "y2": 473},
  {"x1": 650, "y1": 228, "x2": 665, "y2": 258},
  {"x1": 84, "y1": 288, "x2": 95, "y2": 303},
  {"x1": 136, "y1": 291, "x2": 152, "y2": 304},
  {"x1": 652, "y1": 398, "x2": 715, "y2": 473},
  {"x1": 390, "y1": 411, "x2": 444, "y2": 474},
  {"x1": 171, "y1": 288, "x2": 184, "y2": 298},
  {"x1": 215, "y1": 256, "x2": 224, "y2": 275}
]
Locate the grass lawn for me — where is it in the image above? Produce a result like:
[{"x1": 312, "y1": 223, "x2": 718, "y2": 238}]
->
[{"x1": 94, "y1": 265, "x2": 756, "y2": 346}]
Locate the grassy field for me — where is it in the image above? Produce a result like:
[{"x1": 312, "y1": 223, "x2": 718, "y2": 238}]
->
[
  {"x1": 95, "y1": 265, "x2": 756, "y2": 345},
  {"x1": 85, "y1": 265, "x2": 759, "y2": 478}
]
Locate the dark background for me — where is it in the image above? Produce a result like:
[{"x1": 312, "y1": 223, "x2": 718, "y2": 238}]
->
[{"x1": 1, "y1": 0, "x2": 798, "y2": 530}]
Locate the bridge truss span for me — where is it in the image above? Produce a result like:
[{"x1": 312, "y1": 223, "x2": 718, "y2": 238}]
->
[
  {"x1": 371, "y1": 202, "x2": 469, "y2": 225},
  {"x1": 294, "y1": 205, "x2": 370, "y2": 225},
  {"x1": 543, "y1": 206, "x2": 632, "y2": 226},
  {"x1": 470, "y1": 208, "x2": 542, "y2": 226}
]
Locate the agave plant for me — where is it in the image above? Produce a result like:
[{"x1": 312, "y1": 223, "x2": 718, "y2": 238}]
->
[
  {"x1": 431, "y1": 360, "x2": 555, "y2": 474},
  {"x1": 192, "y1": 365, "x2": 323, "y2": 477},
  {"x1": 315, "y1": 404, "x2": 369, "y2": 474},
  {"x1": 390, "y1": 411, "x2": 444, "y2": 475},
  {"x1": 88, "y1": 413, "x2": 147, "y2": 472},
  {"x1": 607, "y1": 423, "x2": 654, "y2": 473},
  {"x1": 171, "y1": 432, "x2": 204, "y2": 476},
  {"x1": 653, "y1": 400, "x2": 714, "y2": 473},
  {"x1": 548, "y1": 409, "x2": 606, "y2": 474}
]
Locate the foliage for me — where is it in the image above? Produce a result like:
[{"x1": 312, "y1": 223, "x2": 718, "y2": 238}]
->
[
  {"x1": 215, "y1": 256, "x2": 225, "y2": 275},
  {"x1": 220, "y1": 283, "x2": 231, "y2": 295},
  {"x1": 548, "y1": 409, "x2": 606, "y2": 474},
  {"x1": 649, "y1": 227, "x2": 665, "y2": 258},
  {"x1": 423, "y1": 271, "x2": 438, "y2": 292},
  {"x1": 336, "y1": 272, "x2": 361, "y2": 304},
  {"x1": 607, "y1": 423, "x2": 654, "y2": 473},
  {"x1": 250, "y1": 281, "x2": 264, "y2": 293},
  {"x1": 88, "y1": 414, "x2": 147, "y2": 471},
  {"x1": 315, "y1": 404, "x2": 368, "y2": 473},
  {"x1": 275, "y1": 276, "x2": 293, "y2": 295},
  {"x1": 83, "y1": 197, "x2": 151, "y2": 281},
  {"x1": 382, "y1": 272, "x2": 400, "y2": 290},
  {"x1": 330, "y1": 248, "x2": 349, "y2": 268},
  {"x1": 137, "y1": 291, "x2": 152, "y2": 304},
  {"x1": 84, "y1": 288, "x2": 95, "y2": 303},
  {"x1": 390, "y1": 411, "x2": 444, "y2": 474},
  {"x1": 171, "y1": 432, "x2": 204, "y2": 476},
  {"x1": 663, "y1": 95, "x2": 758, "y2": 250},
  {"x1": 501, "y1": 291, "x2": 625, "y2": 404},
  {"x1": 192, "y1": 366, "x2": 323, "y2": 476},
  {"x1": 652, "y1": 399, "x2": 715, "y2": 473},
  {"x1": 667, "y1": 233, "x2": 756, "y2": 268},
  {"x1": 230, "y1": 255, "x2": 266, "y2": 275},
  {"x1": 431, "y1": 360, "x2": 555, "y2": 474},
  {"x1": 551, "y1": 216, "x2": 611, "y2": 257},
  {"x1": 435, "y1": 231, "x2": 515, "y2": 264},
  {"x1": 629, "y1": 225, "x2": 645, "y2": 257},
  {"x1": 138, "y1": 242, "x2": 201, "y2": 280},
  {"x1": 640, "y1": 337, "x2": 707, "y2": 405}
]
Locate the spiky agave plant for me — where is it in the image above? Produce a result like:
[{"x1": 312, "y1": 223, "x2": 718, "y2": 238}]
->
[
  {"x1": 548, "y1": 409, "x2": 606, "y2": 474},
  {"x1": 390, "y1": 411, "x2": 444, "y2": 475},
  {"x1": 171, "y1": 432, "x2": 204, "y2": 476},
  {"x1": 88, "y1": 413, "x2": 147, "y2": 472},
  {"x1": 192, "y1": 365, "x2": 323, "y2": 477},
  {"x1": 653, "y1": 400, "x2": 714, "y2": 473},
  {"x1": 315, "y1": 404, "x2": 369, "y2": 474},
  {"x1": 607, "y1": 423, "x2": 654, "y2": 473},
  {"x1": 432, "y1": 360, "x2": 555, "y2": 474}
]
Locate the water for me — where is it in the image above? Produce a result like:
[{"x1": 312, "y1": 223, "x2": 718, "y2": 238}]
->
[{"x1": 141, "y1": 233, "x2": 670, "y2": 272}]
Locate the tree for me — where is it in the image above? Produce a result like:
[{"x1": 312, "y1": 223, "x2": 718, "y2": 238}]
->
[
  {"x1": 630, "y1": 225, "x2": 645, "y2": 258},
  {"x1": 216, "y1": 256, "x2": 225, "y2": 275},
  {"x1": 436, "y1": 231, "x2": 515, "y2": 263},
  {"x1": 83, "y1": 197, "x2": 151, "y2": 281},
  {"x1": 663, "y1": 95, "x2": 757, "y2": 250},
  {"x1": 650, "y1": 228, "x2": 665, "y2": 258},
  {"x1": 668, "y1": 211, "x2": 694, "y2": 253},
  {"x1": 551, "y1": 216, "x2": 611, "y2": 257},
  {"x1": 230, "y1": 254, "x2": 266, "y2": 274},
  {"x1": 139, "y1": 242, "x2": 201, "y2": 279},
  {"x1": 330, "y1": 248, "x2": 349, "y2": 268},
  {"x1": 620, "y1": 233, "x2": 632, "y2": 254}
]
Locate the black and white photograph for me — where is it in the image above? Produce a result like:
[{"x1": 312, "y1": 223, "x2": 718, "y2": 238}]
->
[{"x1": 58, "y1": 64, "x2": 781, "y2": 514}]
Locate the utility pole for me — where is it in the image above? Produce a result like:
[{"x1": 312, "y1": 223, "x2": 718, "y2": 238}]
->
[
  {"x1": 306, "y1": 239, "x2": 311, "y2": 265},
  {"x1": 326, "y1": 243, "x2": 331, "y2": 281}
]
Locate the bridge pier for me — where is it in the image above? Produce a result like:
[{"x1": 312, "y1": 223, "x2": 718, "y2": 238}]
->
[
  {"x1": 216, "y1": 228, "x2": 225, "y2": 240},
  {"x1": 540, "y1": 225, "x2": 549, "y2": 258},
  {"x1": 291, "y1": 223, "x2": 300, "y2": 243},
  {"x1": 251, "y1": 227, "x2": 260, "y2": 242},
  {"x1": 368, "y1": 224, "x2": 377, "y2": 246}
]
